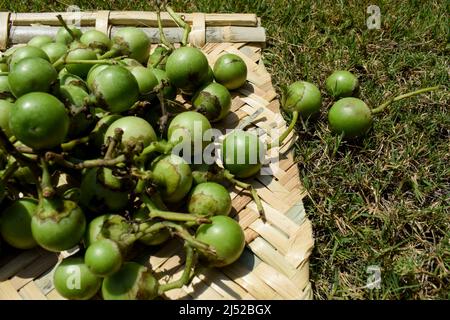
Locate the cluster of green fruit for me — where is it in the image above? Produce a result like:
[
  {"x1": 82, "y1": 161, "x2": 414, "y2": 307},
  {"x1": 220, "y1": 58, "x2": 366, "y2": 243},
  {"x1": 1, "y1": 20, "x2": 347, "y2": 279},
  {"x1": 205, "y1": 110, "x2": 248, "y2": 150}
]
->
[{"x1": 0, "y1": 8, "x2": 260, "y2": 300}]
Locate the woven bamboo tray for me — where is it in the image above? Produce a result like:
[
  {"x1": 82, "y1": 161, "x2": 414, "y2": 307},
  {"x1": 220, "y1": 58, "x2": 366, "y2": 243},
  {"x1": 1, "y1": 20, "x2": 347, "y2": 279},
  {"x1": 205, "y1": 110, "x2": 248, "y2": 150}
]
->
[{"x1": 0, "y1": 10, "x2": 314, "y2": 300}]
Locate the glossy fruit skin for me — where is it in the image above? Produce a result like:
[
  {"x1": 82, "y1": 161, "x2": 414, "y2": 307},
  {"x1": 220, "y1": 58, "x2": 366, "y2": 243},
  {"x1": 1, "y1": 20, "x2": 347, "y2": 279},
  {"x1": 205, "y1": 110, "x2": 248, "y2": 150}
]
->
[
  {"x1": 213, "y1": 53, "x2": 247, "y2": 90},
  {"x1": 27, "y1": 35, "x2": 53, "y2": 48},
  {"x1": 31, "y1": 198, "x2": 86, "y2": 252},
  {"x1": 150, "y1": 154, "x2": 193, "y2": 203},
  {"x1": 53, "y1": 257, "x2": 102, "y2": 300},
  {"x1": 104, "y1": 116, "x2": 157, "y2": 149},
  {"x1": 102, "y1": 262, "x2": 159, "y2": 300},
  {"x1": 65, "y1": 48, "x2": 98, "y2": 79},
  {"x1": 8, "y1": 57, "x2": 57, "y2": 98},
  {"x1": 192, "y1": 82, "x2": 231, "y2": 122},
  {"x1": 85, "y1": 239, "x2": 122, "y2": 277},
  {"x1": 79, "y1": 168, "x2": 129, "y2": 213},
  {"x1": 0, "y1": 99, "x2": 13, "y2": 137},
  {"x1": 325, "y1": 70, "x2": 359, "y2": 99},
  {"x1": 41, "y1": 42, "x2": 68, "y2": 64},
  {"x1": 80, "y1": 30, "x2": 112, "y2": 52},
  {"x1": 195, "y1": 215, "x2": 245, "y2": 267},
  {"x1": 133, "y1": 208, "x2": 170, "y2": 246},
  {"x1": 167, "y1": 111, "x2": 212, "y2": 156},
  {"x1": 166, "y1": 47, "x2": 209, "y2": 92},
  {"x1": 84, "y1": 214, "x2": 114, "y2": 247},
  {"x1": 129, "y1": 66, "x2": 158, "y2": 95},
  {"x1": 222, "y1": 130, "x2": 266, "y2": 179},
  {"x1": 112, "y1": 27, "x2": 150, "y2": 64},
  {"x1": 10, "y1": 92, "x2": 69, "y2": 150},
  {"x1": 8, "y1": 46, "x2": 49, "y2": 70},
  {"x1": 188, "y1": 182, "x2": 232, "y2": 216},
  {"x1": 55, "y1": 26, "x2": 82, "y2": 44},
  {"x1": 151, "y1": 68, "x2": 177, "y2": 100},
  {"x1": 328, "y1": 97, "x2": 373, "y2": 138},
  {"x1": 86, "y1": 64, "x2": 109, "y2": 91},
  {"x1": 92, "y1": 66, "x2": 140, "y2": 113},
  {"x1": 0, "y1": 75, "x2": 11, "y2": 95},
  {"x1": 282, "y1": 81, "x2": 322, "y2": 119},
  {"x1": 0, "y1": 198, "x2": 38, "y2": 249}
]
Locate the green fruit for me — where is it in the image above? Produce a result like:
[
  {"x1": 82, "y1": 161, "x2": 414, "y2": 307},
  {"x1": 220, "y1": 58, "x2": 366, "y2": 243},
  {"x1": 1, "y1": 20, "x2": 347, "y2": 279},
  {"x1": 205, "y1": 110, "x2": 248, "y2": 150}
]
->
[
  {"x1": 196, "y1": 216, "x2": 245, "y2": 267},
  {"x1": 53, "y1": 257, "x2": 102, "y2": 300},
  {"x1": 86, "y1": 64, "x2": 110, "y2": 91},
  {"x1": 213, "y1": 53, "x2": 247, "y2": 90},
  {"x1": 282, "y1": 81, "x2": 322, "y2": 119},
  {"x1": 150, "y1": 154, "x2": 193, "y2": 203},
  {"x1": 104, "y1": 116, "x2": 157, "y2": 148},
  {"x1": 8, "y1": 57, "x2": 57, "y2": 97},
  {"x1": 102, "y1": 262, "x2": 159, "y2": 300},
  {"x1": 222, "y1": 130, "x2": 265, "y2": 179},
  {"x1": 10, "y1": 92, "x2": 69, "y2": 150},
  {"x1": 8, "y1": 46, "x2": 49, "y2": 70},
  {"x1": 328, "y1": 97, "x2": 373, "y2": 138},
  {"x1": 192, "y1": 82, "x2": 231, "y2": 122},
  {"x1": 80, "y1": 29, "x2": 112, "y2": 52},
  {"x1": 79, "y1": 168, "x2": 129, "y2": 213},
  {"x1": 41, "y1": 42, "x2": 68, "y2": 64},
  {"x1": 31, "y1": 198, "x2": 86, "y2": 252},
  {"x1": 65, "y1": 47, "x2": 98, "y2": 79},
  {"x1": 0, "y1": 99, "x2": 13, "y2": 137},
  {"x1": 188, "y1": 182, "x2": 232, "y2": 216},
  {"x1": 27, "y1": 35, "x2": 53, "y2": 48},
  {"x1": 85, "y1": 239, "x2": 122, "y2": 277},
  {"x1": 166, "y1": 47, "x2": 209, "y2": 92},
  {"x1": 129, "y1": 66, "x2": 158, "y2": 95},
  {"x1": 91, "y1": 66, "x2": 140, "y2": 113},
  {"x1": 325, "y1": 70, "x2": 359, "y2": 99},
  {"x1": 0, "y1": 198, "x2": 38, "y2": 249},
  {"x1": 55, "y1": 26, "x2": 82, "y2": 44},
  {"x1": 167, "y1": 111, "x2": 212, "y2": 157},
  {"x1": 0, "y1": 75, "x2": 11, "y2": 95},
  {"x1": 112, "y1": 27, "x2": 150, "y2": 64},
  {"x1": 84, "y1": 214, "x2": 114, "y2": 247}
]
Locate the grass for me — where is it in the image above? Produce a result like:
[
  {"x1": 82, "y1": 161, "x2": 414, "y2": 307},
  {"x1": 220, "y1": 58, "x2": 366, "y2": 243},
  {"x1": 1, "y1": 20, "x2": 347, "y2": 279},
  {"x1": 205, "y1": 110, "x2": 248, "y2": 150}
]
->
[{"x1": 2, "y1": 0, "x2": 449, "y2": 299}]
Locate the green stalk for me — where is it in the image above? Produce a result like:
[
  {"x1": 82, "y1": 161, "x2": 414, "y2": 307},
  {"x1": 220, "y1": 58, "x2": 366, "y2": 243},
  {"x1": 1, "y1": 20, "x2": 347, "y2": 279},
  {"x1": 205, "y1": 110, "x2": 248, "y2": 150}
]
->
[
  {"x1": 166, "y1": 5, "x2": 191, "y2": 46},
  {"x1": 371, "y1": 86, "x2": 441, "y2": 114},
  {"x1": 39, "y1": 157, "x2": 55, "y2": 198},
  {"x1": 158, "y1": 245, "x2": 196, "y2": 294},
  {"x1": 157, "y1": 9, "x2": 175, "y2": 50},
  {"x1": 267, "y1": 110, "x2": 298, "y2": 150},
  {"x1": 56, "y1": 14, "x2": 77, "y2": 41},
  {"x1": 0, "y1": 161, "x2": 19, "y2": 183}
]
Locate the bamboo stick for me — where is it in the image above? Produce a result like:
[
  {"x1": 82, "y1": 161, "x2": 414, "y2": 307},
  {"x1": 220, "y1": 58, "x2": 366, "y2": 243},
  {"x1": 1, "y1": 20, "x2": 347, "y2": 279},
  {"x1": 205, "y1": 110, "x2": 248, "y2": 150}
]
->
[
  {"x1": 7, "y1": 25, "x2": 266, "y2": 44},
  {"x1": 7, "y1": 11, "x2": 258, "y2": 27}
]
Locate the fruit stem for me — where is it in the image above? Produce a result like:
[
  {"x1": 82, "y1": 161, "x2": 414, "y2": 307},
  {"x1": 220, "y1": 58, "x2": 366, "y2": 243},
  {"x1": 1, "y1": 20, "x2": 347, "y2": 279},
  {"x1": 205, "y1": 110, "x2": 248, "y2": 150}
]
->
[
  {"x1": 61, "y1": 136, "x2": 90, "y2": 152},
  {"x1": 0, "y1": 72, "x2": 8, "y2": 76},
  {"x1": 223, "y1": 169, "x2": 264, "y2": 215},
  {"x1": 98, "y1": 48, "x2": 121, "y2": 60},
  {"x1": 135, "y1": 140, "x2": 173, "y2": 164},
  {"x1": 158, "y1": 245, "x2": 196, "y2": 294},
  {"x1": 162, "y1": 221, "x2": 216, "y2": 256},
  {"x1": 165, "y1": 5, "x2": 191, "y2": 47},
  {"x1": 156, "y1": 8, "x2": 175, "y2": 51},
  {"x1": 45, "y1": 152, "x2": 126, "y2": 170},
  {"x1": 142, "y1": 193, "x2": 210, "y2": 224},
  {"x1": 371, "y1": 85, "x2": 441, "y2": 114},
  {"x1": 0, "y1": 129, "x2": 40, "y2": 182},
  {"x1": 267, "y1": 111, "x2": 298, "y2": 150},
  {"x1": 40, "y1": 157, "x2": 55, "y2": 198},
  {"x1": 0, "y1": 161, "x2": 19, "y2": 183},
  {"x1": 104, "y1": 128, "x2": 124, "y2": 160},
  {"x1": 56, "y1": 14, "x2": 78, "y2": 42}
]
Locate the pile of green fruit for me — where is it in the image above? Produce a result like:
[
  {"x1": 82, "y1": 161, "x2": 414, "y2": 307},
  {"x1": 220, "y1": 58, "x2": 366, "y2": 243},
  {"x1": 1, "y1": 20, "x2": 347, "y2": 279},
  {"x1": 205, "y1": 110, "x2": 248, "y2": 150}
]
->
[{"x1": 0, "y1": 7, "x2": 264, "y2": 300}]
